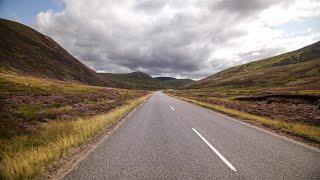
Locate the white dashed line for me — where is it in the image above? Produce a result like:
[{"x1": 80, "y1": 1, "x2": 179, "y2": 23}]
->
[
  {"x1": 169, "y1": 105, "x2": 175, "y2": 111},
  {"x1": 192, "y1": 128, "x2": 236, "y2": 172}
]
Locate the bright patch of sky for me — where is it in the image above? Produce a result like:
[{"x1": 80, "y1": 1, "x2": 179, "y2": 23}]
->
[
  {"x1": 0, "y1": 0, "x2": 64, "y2": 25},
  {"x1": 275, "y1": 16, "x2": 320, "y2": 35}
]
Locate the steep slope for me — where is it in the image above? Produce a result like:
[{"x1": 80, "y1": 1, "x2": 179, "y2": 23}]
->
[
  {"x1": 155, "y1": 77, "x2": 195, "y2": 89},
  {"x1": 187, "y1": 41, "x2": 320, "y2": 91},
  {"x1": 0, "y1": 18, "x2": 113, "y2": 86},
  {"x1": 99, "y1": 71, "x2": 163, "y2": 90}
]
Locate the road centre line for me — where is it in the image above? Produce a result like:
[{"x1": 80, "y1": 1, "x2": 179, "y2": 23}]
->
[{"x1": 192, "y1": 128, "x2": 237, "y2": 172}]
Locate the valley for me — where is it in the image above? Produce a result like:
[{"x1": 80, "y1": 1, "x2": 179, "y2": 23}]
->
[{"x1": 0, "y1": 16, "x2": 319, "y2": 179}]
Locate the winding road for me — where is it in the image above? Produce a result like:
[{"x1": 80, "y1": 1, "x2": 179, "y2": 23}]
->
[{"x1": 64, "y1": 92, "x2": 320, "y2": 179}]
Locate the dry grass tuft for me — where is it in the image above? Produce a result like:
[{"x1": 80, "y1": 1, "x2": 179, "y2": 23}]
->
[
  {"x1": 0, "y1": 95, "x2": 150, "y2": 180},
  {"x1": 175, "y1": 96, "x2": 320, "y2": 143}
]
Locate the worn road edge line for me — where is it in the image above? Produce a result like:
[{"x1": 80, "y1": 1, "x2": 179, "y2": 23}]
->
[
  {"x1": 169, "y1": 105, "x2": 175, "y2": 111},
  {"x1": 57, "y1": 94, "x2": 152, "y2": 179},
  {"x1": 192, "y1": 128, "x2": 237, "y2": 172},
  {"x1": 168, "y1": 94, "x2": 320, "y2": 153}
]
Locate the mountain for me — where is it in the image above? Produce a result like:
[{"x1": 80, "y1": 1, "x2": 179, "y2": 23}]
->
[
  {"x1": 154, "y1": 77, "x2": 176, "y2": 81},
  {"x1": 0, "y1": 19, "x2": 195, "y2": 90},
  {"x1": 186, "y1": 41, "x2": 320, "y2": 92},
  {"x1": 99, "y1": 72, "x2": 195, "y2": 90},
  {"x1": 99, "y1": 71, "x2": 162, "y2": 90},
  {"x1": 155, "y1": 77, "x2": 195, "y2": 89},
  {"x1": 0, "y1": 18, "x2": 114, "y2": 86}
]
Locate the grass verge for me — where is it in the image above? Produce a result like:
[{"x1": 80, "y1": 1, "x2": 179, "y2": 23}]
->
[
  {"x1": 171, "y1": 95, "x2": 320, "y2": 144},
  {"x1": 0, "y1": 94, "x2": 150, "y2": 180}
]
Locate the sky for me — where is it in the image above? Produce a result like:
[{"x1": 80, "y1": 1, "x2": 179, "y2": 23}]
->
[{"x1": 1, "y1": 0, "x2": 320, "y2": 80}]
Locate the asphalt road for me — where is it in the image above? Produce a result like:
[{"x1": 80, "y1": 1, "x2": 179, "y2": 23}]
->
[{"x1": 64, "y1": 91, "x2": 320, "y2": 179}]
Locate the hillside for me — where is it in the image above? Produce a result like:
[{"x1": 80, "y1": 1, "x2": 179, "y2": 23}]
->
[
  {"x1": 154, "y1": 77, "x2": 176, "y2": 81},
  {"x1": 167, "y1": 42, "x2": 320, "y2": 147},
  {"x1": 187, "y1": 41, "x2": 320, "y2": 92},
  {"x1": 0, "y1": 70, "x2": 149, "y2": 179},
  {"x1": 0, "y1": 19, "x2": 151, "y2": 179},
  {"x1": 167, "y1": 42, "x2": 320, "y2": 144},
  {"x1": 100, "y1": 72, "x2": 195, "y2": 89},
  {"x1": 156, "y1": 77, "x2": 195, "y2": 89},
  {"x1": 0, "y1": 18, "x2": 113, "y2": 86},
  {"x1": 99, "y1": 71, "x2": 162, "y2": 90}
]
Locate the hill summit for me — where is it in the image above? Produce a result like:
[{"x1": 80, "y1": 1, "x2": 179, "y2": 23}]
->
[
  {"x1": 187, "y1": 41, "x2": 320, "y2": 92},
  {"x1": 0, "y1": 18, "x2": 113, "y2": 86}
]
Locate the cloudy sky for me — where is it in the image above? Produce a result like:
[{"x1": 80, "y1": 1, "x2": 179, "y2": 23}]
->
[{"x1": 1, "y1": 0, "x2": 320, "y2": 79}]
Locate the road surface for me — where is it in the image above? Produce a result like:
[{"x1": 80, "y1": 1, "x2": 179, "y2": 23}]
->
[{"x1": 64, "y1": 92, "x2": 320, "y2": 179}]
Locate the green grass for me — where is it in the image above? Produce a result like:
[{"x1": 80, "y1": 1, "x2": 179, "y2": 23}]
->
[
  {"x1": 0, "y1": 71, "x2": 98, "y2": 94},
  {"x1": 18, "y1": 105, "x2": 42, "y2": 120},
  {"x1": 0, "y1": 94, "x2": 150, "y2": 180},
  {"x1": 172, "y1": 95, "x2": 320, "y2": 143},
  {"x1": 52, "y1": 102, "x2": 62, "y2": 108},
  {"x1": 297, "y1": 90, "x2": 320, "y2": 95}
]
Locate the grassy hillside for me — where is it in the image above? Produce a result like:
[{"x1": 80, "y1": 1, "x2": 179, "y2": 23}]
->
[
  {"x1": 157, "y1": 77, "x2": 195, "y2": 89},
  {"x1": 99, "y1": 71, "x2": 162, "y2": 90},
  {"x1": 154, "y1": 77, "x2": 176, "y2": 81},
  {"x1": 187, "y1": 41, "x2": 320, "y2": 92},
  {"x1": 100, "y1": 72, "x2": 195, "y2": 90},
  {"x1": 0, "y1": 19, "x2": 151, "y2": 179},
  {"x1": 0, "y1": 18, "x2": 113, "y2": 86},
  {"x1": 0, "y1": 70, "x2": 149, "y2": 179},
  {"x1": 0, "y1": 70, "x2": 148, "y2": 139}
]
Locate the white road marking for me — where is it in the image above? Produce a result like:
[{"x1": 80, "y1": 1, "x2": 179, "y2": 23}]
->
[
  {"x1": 192, "y1": 128, "x2": 237, "y2": 172},
  {"x1": 169, "y1": 105, "x2": 175, "y2": 111}
]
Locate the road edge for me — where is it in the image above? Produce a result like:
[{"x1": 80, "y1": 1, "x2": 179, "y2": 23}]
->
[
  {"x1": 166, "y1": 94, "x2": 320, "y2": 152},
  {"x1": 38, "y1": 93, "x2": 153, "y2": 179}
]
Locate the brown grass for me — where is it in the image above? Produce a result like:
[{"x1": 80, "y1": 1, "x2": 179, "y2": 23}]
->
[
  {"x1": 0, "y1": 94, "x2": 150, "y2": 180},
  {"x1": 172, "y1": 95, "x2": 320, "y2": 143}
]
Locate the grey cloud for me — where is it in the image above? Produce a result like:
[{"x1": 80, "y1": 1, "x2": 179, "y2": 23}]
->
[
  {"x1": 34, "y1": 0, "x2": 312, "y2": 80},
  {"x1": 214, "y1": 0, "x2": 292, "y2": 19},
  {"x1": 134, "y1": 0, "x2": 167, "y2": 13},
  {"x1": 216, "y1": 0, "x2": 275, "y2": 13}
]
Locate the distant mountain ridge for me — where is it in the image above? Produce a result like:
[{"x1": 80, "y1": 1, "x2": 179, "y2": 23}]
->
[
  {"x1": 186, "y1": 41, "x2": 320, "y2": 91},
  {"x1": 157, "y1": 78, "x2": 195, "y2": 89},
  {"x1": 99, "y1": 72, "x2": 195, "y2": 89},
  {"x1": 0, "y1": 18, "x2": 194, "y2": 90},
  {"x1": 154, "y1": 77, "x2": 176, "y2": 81},
  {"x1": 0, "y1": 18, "x2": 114, "y2": 86},
  {"x1": 99, "y1": 71, "x2": 161, "y2": 90}
]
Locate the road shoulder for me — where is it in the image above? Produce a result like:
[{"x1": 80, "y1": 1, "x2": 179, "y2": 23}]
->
[
  {"x1": 166, "y1": 94, "x2": 320, "y2": 151},
  {"x1": 37, "y1": 94, "x2": 152, "y2": 179}
]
